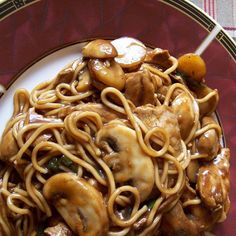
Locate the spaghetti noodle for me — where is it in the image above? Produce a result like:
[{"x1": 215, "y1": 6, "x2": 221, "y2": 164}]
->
[{"x1": 0, "y1": 37, "x2": 230, "y2": 236}]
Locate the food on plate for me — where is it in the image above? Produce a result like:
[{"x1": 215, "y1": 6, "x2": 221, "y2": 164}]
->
[{"x1": 0, "y1": 37, "x2": 230, "y2": 235}]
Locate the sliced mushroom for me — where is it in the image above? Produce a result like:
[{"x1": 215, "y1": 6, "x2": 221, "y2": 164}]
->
[
  {"x1": 186, "y1": 160, "x2": 200, "y2": 183},
  {"x1": 111, "y1": 37, "x2": 146, "y2": 69},
  {"x1": 82, "y1": 39, "x2": 117, "y2": 59},
  {"x1": 43, "y1": 173, "x2": 108, "y2": 236},
  {"x1": 96, "y1": 122, "x2": 154, "y2": 202},
  {"x1": 197, "y1": 148, "x2": 230, "y2": 214},
  {"x1": 88, "y1": 59, "x2": 125, "y2": 90},
  {"x1": 197, "y1": 86, "x2": 219, "y2": 117},
  {"x1": 197, "y1": 116, "x2": 220, "y2": 161},
  {"x1": 171, "y1": 92, "x2": 195, "y2": 140},
  {"x1": 76, "y1": 67, "x2": 92, "y2": 92},
  {"x1": 0, "y1": 129, "x2": 18, "y2": 161},
  {"x1": 186, "y1": 82, "x2": 219, "y2": 117},
  {"x1": 124, "y1": 70, "x2": 155, "y2": 107}
]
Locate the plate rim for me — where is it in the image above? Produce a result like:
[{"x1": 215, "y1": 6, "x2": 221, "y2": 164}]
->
[{"x1": 0, "y1": 0, "x2": 235, "y2": 60}]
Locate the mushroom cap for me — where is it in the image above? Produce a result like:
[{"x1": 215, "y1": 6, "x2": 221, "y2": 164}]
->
[
  {"x1": 88, "y1": 59, "x2": 125, "y2": 90},
  {"x1": 82, "y1": 39, "x2": 118, "y2": 59},
  {"x1": 171, "y1": 92, "x2": 195, "y2": 140},
  {"x1": 96, "y1": 123, "x2": 154, "y2": 202},
  {"x1": 111, "y1": 37, "x2": 147, "y2": 68},
  {"x1": 43, "y1": 173, "x2": 108, "y2": 236}
]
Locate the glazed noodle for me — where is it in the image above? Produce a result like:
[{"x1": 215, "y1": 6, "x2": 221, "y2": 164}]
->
[{"x1": 0, "y1": 37, "x2": 230, "y2": 236}]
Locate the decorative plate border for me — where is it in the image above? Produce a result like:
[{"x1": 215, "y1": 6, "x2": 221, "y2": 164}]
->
[
  {"x1": 0, "y1": 0, "x2": 235, "y2": 61},
  {"x1": 160, "y1": 0, "x2": 236, "y2": 60},
  {"x1": 0, "y1": 0, "x2": 38, "y2": 20}
]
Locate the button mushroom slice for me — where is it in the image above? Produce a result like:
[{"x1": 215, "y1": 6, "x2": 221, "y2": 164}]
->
[
  {"x1": 171, "y1": 92, "x2": 195, "y2": 140},
  {"x1": 43, "y1": 173, "x2": 109, "y2": 236},
  {"x1": 82, "y1": 39, "x2": 118, "y2": 59},
  {"x1": 134, "y1": 105, "x2": 182, "y2": 155},
  {"x1": 197, "y1": 148, "x2": 230, "y2": 215},
  {"x1": 111, "y1": 37, "x2": 147, "y2": 69},
  {"x1": 186, "y1": 82, "x2": 219, "y2": 117},
  {"x1": 196, "y1": 116, "x2": 220, "y2": 161},
  {"x1": 124, "y1": 70, "x2": 155, "y2": 107},
  {"x1": 0, "y1": 129, "x2": 19, "y2": 161},
  {"x1": 96, "y1": 123, "x2": 154, "y2": 202},
  {"x1": 88, "y1": 59, "x2": 125, "y2": 90},
  {"x1": 186, "y1": 160, "x2": 200, "y2": 183},
  {"x1": 76, "y1": 67, "x2": 92, "y2": 92}
]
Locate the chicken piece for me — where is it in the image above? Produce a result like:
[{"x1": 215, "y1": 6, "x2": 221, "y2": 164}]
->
[
  {"x1": 188, "y1": 204, "x2": 221, "y2": 231},
  {"x1": 25, "y1": 108, "x2": 62, "y2": 124},
  {"x1": 44, "y1": 222, "x2": 73, "y2": 236},
  {"x1": 161, "y1": 202, "x2": 200, "y2": 236},
  {"x1": 57, "y1": 106, "x2": 77, "y2": 118},
  {"x1": 124, "y1": 70, "x2": 155, "y2": 107},
  {"x1": 24, "y1": 108, "x2": 62, "y2": 146},
  {"x1": 145, "y1": 48, "x2": 172, "y2": 70},
  {"x1": 53, "y1": 58, "x2": 83, "y2": 86},
  {"x1": 197, "y1": 116, "x2": 220, "y2": 161},
  {"x1": 75, "y1": 102, "x2": 125, "y2": 124},
  {"x1": 134, "y1": 105, "x2": 182, "y2": 154},
  {"x1": 197, "y1": 148, "x2": 230, "y2": 217}
]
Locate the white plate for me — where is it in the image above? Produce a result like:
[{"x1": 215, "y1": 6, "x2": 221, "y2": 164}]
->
[{"x1": 0, "y1": 42, "x2": 86, "y2": 138}]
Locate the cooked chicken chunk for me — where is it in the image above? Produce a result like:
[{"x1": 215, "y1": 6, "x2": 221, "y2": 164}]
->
[
  {"x1": 161, "y1": 202, "x2": 200, "y2": 236},
  {"x1": 24, "y1": 108, "x2": 62, "y2": 146},
  {"x1": 145, "y1": 48, "x2": 172, "y2": 70},
  {"x1": 124, "y1": 70, "x2": 155, "y2": 106},
  {"x1": 75, "y1": 102, "x2": 125, "y2": 123},
  {"x1": 197, "y1": 148, "x2": 230, "y2": 217},
  {"x1": 134, "y1": 105, "x2": 182, "y2": 154}
]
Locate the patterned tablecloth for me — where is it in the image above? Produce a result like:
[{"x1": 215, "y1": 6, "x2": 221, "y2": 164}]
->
[{"x1": 192, "y1": 0, "x2": 236, "y2": 40}]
